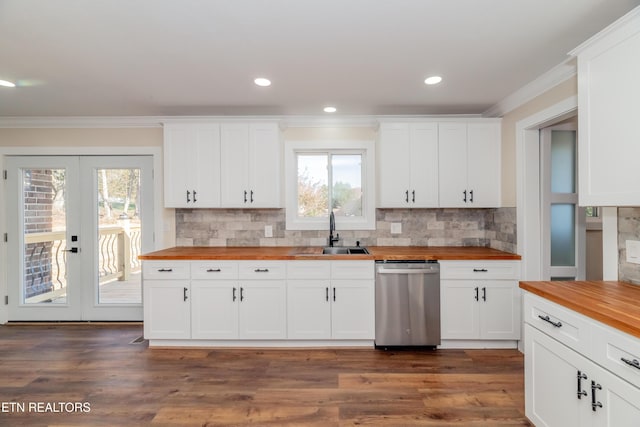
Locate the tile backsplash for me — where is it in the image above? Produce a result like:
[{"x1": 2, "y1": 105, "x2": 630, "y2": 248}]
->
[
  {"x1": 176, "y1": 207, "x2": 517, "y2": 253},
  {"x1": 618, "y1": 207, "x2": 640, "y2": 284}
]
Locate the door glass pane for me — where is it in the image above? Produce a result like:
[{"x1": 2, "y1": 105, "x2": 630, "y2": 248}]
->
[
  {"x1": 297, "y1": 154, "x2": 329, "y2": 218},
  {"x1": 551, "y1": 204, "x2": 576, "y2": 266},
  {"x1": 97, "y1": 169, "x2": 142, "y2": 304},
  {"x1": 550, "y1": 130, "x2": 576, "y2": 193},
  {"x1": 22, "y1": 168, "x2": 67, "y2": 304},
  {"x1": 332, "y1": 154, "x2": 363, "y2": 217}
]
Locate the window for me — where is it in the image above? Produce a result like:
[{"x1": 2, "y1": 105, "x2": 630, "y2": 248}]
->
[{"x1": 285, "y1": 141, "x2": 375, "y2": 230}]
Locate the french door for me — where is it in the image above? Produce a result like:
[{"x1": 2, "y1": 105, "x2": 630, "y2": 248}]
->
[{"x1": 5, "y1": 156, "x2": 153, "y2": 321}]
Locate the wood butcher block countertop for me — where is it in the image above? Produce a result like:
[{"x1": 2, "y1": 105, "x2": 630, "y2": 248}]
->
[
  {"x1": 139, "y1": 246, "x2": 521, "y2": 261},
  {"x1": 520, "y1": 280, "x2": 640, "y2": 339}
]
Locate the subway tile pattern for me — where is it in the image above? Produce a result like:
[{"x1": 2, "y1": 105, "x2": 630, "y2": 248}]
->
[{"x1": 176, "y1": 207, "x2": 517, "y2": 254}]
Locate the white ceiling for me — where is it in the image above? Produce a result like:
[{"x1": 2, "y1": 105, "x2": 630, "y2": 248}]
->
[{"x1": 0, "y1": 0, "x2": 638, "y2": 118}]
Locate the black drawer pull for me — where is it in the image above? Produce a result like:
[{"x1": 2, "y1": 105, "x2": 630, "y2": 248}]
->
[
  {"x1": 157, "y1": 268, "x2": 173, "y2": 272},
  {"x1": 206, "y1": 268, "x2": 222, "y2": 273},
  {"x1": 473, "y1": 268, "x2": 488, "y2": 272},
  {"x1": 254, "y1": 268, "x2": 269, "y2": 273},
  {"x1": 183, "y1": 287, "x2": 188, "y2": 301},
  {"x1": 621, "y1": 357, "x2": 640, "y2": 370},
  {"x1": 538, "y1": 314, "x2": 562, "y2": 328}
]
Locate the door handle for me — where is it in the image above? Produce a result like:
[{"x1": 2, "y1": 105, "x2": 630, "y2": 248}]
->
[
  {"x1": 469, "y1": 190, "x2": 474, "y2": 203},
  {"x1": 412, "y1": 190, "x2": 415, "y2": 203},
  {"x1": 183, "y1": 287, "x2": 188, "y2": 301},
  {"x1": 193, "y1": 190, "x2": 197, "y2": 203},
  {"x1": 186, "y1": 190, "x2": 191, "y2": 203},
  {"x1": 463, "y1": 190, "x2": 467, "y2": 203},
  {"x1": 240, "y1": 287, "x2": 244, "y2": 302},
  {"x1": 405, "y1": 190, "x2": 409, "y2": 203},
  {"x1": 333, "y1": 287, "x2": 336, "y2": 302},
  {"x1": 591, "y1": 381, "x2": 603, "y2": 411},
  {"x1": 482, "y1": 287, "x2": 486, "y2": 301},
  {"x1": 326, "y1": 287, "x2": 329, "y2": 302},
  {"x1": 577, "y1": 371, "x2": 588, "y2": 399},
  {"x1": 244, "y1": 190, "x2": 248, "y2": 203},
  {"x1": 474, "y1": 287, "x2": 479, "y2": 301},
  {"x1": 250, "y1": 190, "x2": 254, "y2": 203},
  {"x1": 63, "y1": 247, "x2": 80, "y2": 253},
  {"x1": 232, "y1": 287, "x2": 237, "y2": 302}
]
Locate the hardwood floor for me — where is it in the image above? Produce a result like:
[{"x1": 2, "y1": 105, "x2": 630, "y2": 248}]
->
[{"x1": 0, "y1": 324, "x2": 532, "y2": 426}]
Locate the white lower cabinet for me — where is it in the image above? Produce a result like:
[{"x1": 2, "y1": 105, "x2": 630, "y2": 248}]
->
[
  {"x1": 287, "y1": 260, "x2": 374, "y2": 340},
  {"x1": 143, "y1": 259, "x2": 374, "y2": 345},
  {"x1": 440, "y1": 261, "x2": 520, "y2": 342},
  {"x1": 525, "y1": 324, "x2": 640, "y2": 427},
  {"x1": 524, "y1": 292, "x2": 640, "y2": 427}
]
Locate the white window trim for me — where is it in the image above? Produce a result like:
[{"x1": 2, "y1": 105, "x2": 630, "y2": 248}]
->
[{"x1": 285, "y1": 140, "x2": 376, "y2": 231}]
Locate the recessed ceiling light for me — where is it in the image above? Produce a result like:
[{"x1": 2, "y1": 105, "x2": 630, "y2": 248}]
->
[
  {"x1": 254, "y1": 78, "x2": 271, "y2": 87},
  {"x1": 0, "y1": 79, "x2": 16, "y2": 88},
  {"x1": 324, "y1": 106, "x2": 337, "y2": 113},
  {"x1": 424, "y1": 76, "x2": 442, "y2": 85}
]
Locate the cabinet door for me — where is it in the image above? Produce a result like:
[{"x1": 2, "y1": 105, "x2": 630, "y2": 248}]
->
[
  {"x1": 331, "y1": 280, "x2": 374, "y2": 339},
  {"x1": 238, "y1": 281, "x2": 287, "y2": 339},
  {"x1": 525, "y1": 324, "x2": 590, "y2": 427},
  {"x1": 467, "y1": 123, "x2": 500, "y2": 207},
  {"x1": 287, "y1": 280, "x2": 331, "y2": 339},
  {"x1": 220, "y1": 123, "x2": 250, "y2": 207},
  {"x1": 594, "y1": 368, "x2": 640, "y2": 427},
  {"x1": 410, "y1": 122, "x2": 439, "y2": 207},
  {"x1": 163, "y1": 124, "x2": 221, "y2": 208},
  {"x1": 440, "y1": 280, "x2": 479, "y2": 339},
  {"x1": 377, "y1": 123, "x2": 411, "y2": 207},
  {"x1": 438, "y1": 122, "x2": 468, "y2": 207},
  {"x1": 143, "y1": 280, "x2": 191, "y2": 339},
  {"x1": 190, "y1": 281, "x2": 239, "y2": 339},
  {"x1": 479, "y1": 280, "x2": 520, "y2": 340},
  {"x1": 248, "y1": 123, "x2": 281, "y2": 207}
]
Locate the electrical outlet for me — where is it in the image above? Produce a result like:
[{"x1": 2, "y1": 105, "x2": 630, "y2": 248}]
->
[
  {"x1": 626, "y1": 240, "x2": 640, "y2": 264},
  {"x1": 390, "y1": 222, "x2": 402, "y2": 234},
  {"x1": 264, "y1": 225, "x2": 273, "y2": 238}
]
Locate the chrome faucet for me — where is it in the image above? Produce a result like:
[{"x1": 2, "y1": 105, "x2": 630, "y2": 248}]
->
[{"x1": 329, "y1": 211, "x2": 340, "y2": 247}]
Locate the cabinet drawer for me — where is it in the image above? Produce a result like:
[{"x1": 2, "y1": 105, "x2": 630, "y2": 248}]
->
[
  {"x1": 331, "y1": 261, "x2": 374, "y2": 280},
  {"x1": 287, "y1": 261, "x2": 331, "y2": 280},
  {"x1": 191, "y1": 261, "x2": 238, "y2": 280},
  {"x1": 239, "y1": 261, "x2": 287, "y2": 280},
  {"x1": 142, "y1": 261, "x2": 190, "y2": 280},
  {"x1": 592, "y1": 322, "x2": 640, "y2": 389},
  {"x1": 523, "y1": 292, "x2": 592, "y2": 355},
  {"x1": 440, "y1": 260, "x2": 520, "y2": 280}
]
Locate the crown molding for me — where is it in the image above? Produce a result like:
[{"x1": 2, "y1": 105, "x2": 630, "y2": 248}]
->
[
  {"x1": 569, "y1": 6, "x2": 640, "y2": 56},
  {"x1": 0, "y1": 114, "x2": 494, "y2": 129},
  {"x1": 483, "y1": 57, "x2": 577, "y2": 118}
]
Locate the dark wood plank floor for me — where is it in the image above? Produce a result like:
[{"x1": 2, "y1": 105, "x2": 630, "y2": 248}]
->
[{"x1": 0, "y1": 324, "x2": 532, "y2": 426}]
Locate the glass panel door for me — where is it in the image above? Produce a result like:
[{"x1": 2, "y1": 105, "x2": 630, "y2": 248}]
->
[
  {"x1": 80, "y1": 156, "x2": 153, "y2": 321},
  {"x1": 6, "y1": 155, "x2": 154, "y2": 321},
  {"x1": 6, "y1": 157, "x2": 82, "y2": 320}
]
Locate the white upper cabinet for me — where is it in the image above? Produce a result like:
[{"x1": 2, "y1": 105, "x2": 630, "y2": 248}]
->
[
  {"x1": 377, "y1": 122, "x2": 439, "y2": 207},
  {"x1": 220, "y1": 122, "x2": 281, "y2": 208},
  {"x1": 570, "y1": 8, "x2": 640, "y2": 206},
  {"x1": 438, "y1": 121, "x2": 501, "y2": 208},
  {"x1": 163, "y1": 123, "x2": 221, "y2": 208}
]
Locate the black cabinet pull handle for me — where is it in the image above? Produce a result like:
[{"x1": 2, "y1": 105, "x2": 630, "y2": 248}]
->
[
  {"x1": 482, "y1": 287, "x2": 486, "y2": 302},
  {"x1": 469, "y1": 190, "x2": 474, "y2": 203},
  {"x1": 463, "y1": 190, "x2": 467, "y2": 203},
  {"x1": 621, "y1": 357, "x2": 640, "y2": 370},
  {"x1": 240, "y1": 287, "x2": 244, "y2": 302},
  {"x1": 405, "y1": 190, "x2": 409, "y2": 203},
  {"x1": 473, "y1": 268, "x2": 488, "y2": 272},
  {"x1": 412, "y1": 190, "x2": 415, "y2": 203},
  {"x1": 250, "y1": 190, "x2": 254, "y2": 203},
  {"x1": 333, "y1": 287, "x2": 336, "y2": 302},
  {"x1": 474, "y1": 287, "x2": 479, "y2": 301},
  {"x1": 326, "y1": 287, "x2": 329, "y2": 302},
  {"x1": 232, "y1": 287, "x2": 237, "y2": 302},
  {"x1": 193, "y1": 190, "x2": 197, "y2": 203},
  {"x1": 244, "y1": 190, "x2": 248, "y2": 203},
  {"x1": 591, "y1": 381, "x2": 603, "y2": 411},
  {"x1": 157, "y1": 268, "x2": 173, "y2": 272},
  {"x1": 206, "y1": 268, "x2": 222, "y2": 273},
  {"x1": 183, "y1": 287, "x2": 188, "y2": 301},
  {"x1": 538, "y1": 314, "x2": 562, "y2": 328},
  {"x1": 577, "y1": 371, "x2": 588, "y2": 399},
  {"x1": 186, "y1": 190, "x2": 191, "y2": 203},
  {"x1": 254, "y1": 268, "x2": 269, "y2": 273}
]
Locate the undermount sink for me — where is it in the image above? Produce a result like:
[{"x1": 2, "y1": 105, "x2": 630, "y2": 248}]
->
[{"x1": 322, "y1": 246, "x2": 369, "y2": 255}]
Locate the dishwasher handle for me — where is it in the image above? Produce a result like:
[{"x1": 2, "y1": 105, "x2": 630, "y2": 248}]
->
[{"x1": 377, "y1": 268, "x2": 439, "y2": 275}]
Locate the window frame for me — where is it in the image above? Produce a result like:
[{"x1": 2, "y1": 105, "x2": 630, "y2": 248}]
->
[{"x1": 285, "y1": 140, "x2": 375, "y2": 231}]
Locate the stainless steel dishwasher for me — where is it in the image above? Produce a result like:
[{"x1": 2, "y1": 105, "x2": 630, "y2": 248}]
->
[{"x1": 375, "y1": 260, "x2": 440, "y2": 348}]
